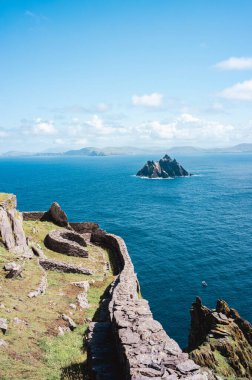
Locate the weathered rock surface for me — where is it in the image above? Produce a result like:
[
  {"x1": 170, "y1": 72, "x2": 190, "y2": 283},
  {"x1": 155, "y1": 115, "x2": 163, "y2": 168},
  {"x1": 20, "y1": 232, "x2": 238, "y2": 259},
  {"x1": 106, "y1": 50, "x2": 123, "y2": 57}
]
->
[
  {"x1": 39, "y1": 257, "x2": 93, "y2": 275},
  {"x1": 62, "y1": 314, "x2": 77, "y2": 330},
  {"x1": 188, "y1": 297, "x2": 252, "y2": 379},
  {"x1": 4, "y1": 262, "x2": 23, "y2": 279},
  {"x1": 44, "y1": 229, "x2": 88, "y2": 257},
  {"x1": 0, "y1": 193, "x2": 32, "y2": 257},
  {"x1": 48, "y1": 202, "x2": 69, "y2": 227},
  {"x1": 77, "y1": 292, "x2": 90, "y2": 309},
  {"x1": 0, "y1": 318, "x2": 8, "y2": 334},
  {"x1": 28, "y1": 275, "x2": 47, "y2": 298},
  {"x1": 71, "y1": 280, "x2": 90, "y2": 292},
  {"x1": 136, "y1": 155, "x2": 190, "y2": 179},
  {"x1": 0, "y1": 339, "x2": 8, "y2": 348}
]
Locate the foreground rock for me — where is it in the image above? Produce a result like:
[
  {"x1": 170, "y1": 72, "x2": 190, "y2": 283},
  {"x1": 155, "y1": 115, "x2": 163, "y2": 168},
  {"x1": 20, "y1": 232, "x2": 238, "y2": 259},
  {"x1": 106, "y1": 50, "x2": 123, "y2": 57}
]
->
[
  {"x1": 188, "y1": 297, "x2": 252, "y2": 379},
  {"x1": 0, "y1": 193, "x2": 32, "y2": 257},
  {"x1": 136, "y1": 154, "x2": 191, "y2": 178},
  {"x1": 48, "y1": 202, "x2": 69, "y2": 227}
]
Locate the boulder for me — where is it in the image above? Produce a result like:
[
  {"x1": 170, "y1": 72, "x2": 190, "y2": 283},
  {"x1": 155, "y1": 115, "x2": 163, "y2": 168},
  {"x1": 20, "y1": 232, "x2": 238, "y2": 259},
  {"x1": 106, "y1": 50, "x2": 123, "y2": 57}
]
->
[
  {"x1": 0, "y1": 339, "x2": 8, "y2": 348},
  {"x1": 48, "y1": 202, "x2": 68, "y2": 227},
  {"x1": 0, "y1": 318, "x2": 8, "y2": 334},
  {"x1": 62, "y1": 314, "x2": 77, "y2": 330}
]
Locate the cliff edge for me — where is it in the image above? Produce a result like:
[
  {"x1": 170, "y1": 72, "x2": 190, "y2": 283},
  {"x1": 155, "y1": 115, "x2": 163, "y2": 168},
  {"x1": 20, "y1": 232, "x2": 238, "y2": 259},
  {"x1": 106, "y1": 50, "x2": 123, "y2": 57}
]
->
[{"x1": 188, "y1": 297, "x2": 252, "y2": 380}]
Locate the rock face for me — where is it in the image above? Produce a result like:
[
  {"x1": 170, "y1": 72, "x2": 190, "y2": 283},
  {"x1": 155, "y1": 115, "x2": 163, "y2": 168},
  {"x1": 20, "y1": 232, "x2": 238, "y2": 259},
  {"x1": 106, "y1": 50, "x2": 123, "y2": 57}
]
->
[
  {"x1": 136, "y1": 154, "x2": 190, "y2": 178},
  {"x1": 0, "y1": 193, "x2": 32, "y2": 257},
  {"x1": 188, "y1": 297, "x2": 252, "y2": 379}
]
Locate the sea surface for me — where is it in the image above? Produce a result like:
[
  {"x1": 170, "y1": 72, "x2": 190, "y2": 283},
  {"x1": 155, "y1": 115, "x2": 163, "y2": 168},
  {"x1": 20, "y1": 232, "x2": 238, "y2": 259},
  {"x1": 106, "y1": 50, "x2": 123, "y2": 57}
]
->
[{"x1": 1, "y1": 153, "x2": 251, "y2": 347}]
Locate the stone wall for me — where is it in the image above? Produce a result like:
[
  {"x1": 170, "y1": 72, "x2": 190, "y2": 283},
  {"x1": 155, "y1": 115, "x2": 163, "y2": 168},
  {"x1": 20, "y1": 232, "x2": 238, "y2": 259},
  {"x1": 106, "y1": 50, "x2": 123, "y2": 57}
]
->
[
  {"x1": 44, "y1": 229, "x2": 88, "y2": 257},
  {"x1": 22, "y1": 211, "x2": 47, "y2": 221},
  {"x1": 90, "y1": 231, "x2": 217, "y2": 380}
]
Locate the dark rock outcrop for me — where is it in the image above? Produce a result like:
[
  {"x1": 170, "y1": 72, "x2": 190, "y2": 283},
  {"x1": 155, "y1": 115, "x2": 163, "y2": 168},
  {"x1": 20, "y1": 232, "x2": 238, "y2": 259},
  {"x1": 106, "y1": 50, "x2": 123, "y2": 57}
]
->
[
  {"x1": 47, "y1": 202, "x2": 69, "y2": 227},
  {"x1": 188, "y1": 297, "x2": 252, "y2": 379},
  {"x1": 44, "y1": 229, "x2": 88, "y2": 257},
  {"x1": 136, "y1": 154, "x2": 190, "y2": 178}
]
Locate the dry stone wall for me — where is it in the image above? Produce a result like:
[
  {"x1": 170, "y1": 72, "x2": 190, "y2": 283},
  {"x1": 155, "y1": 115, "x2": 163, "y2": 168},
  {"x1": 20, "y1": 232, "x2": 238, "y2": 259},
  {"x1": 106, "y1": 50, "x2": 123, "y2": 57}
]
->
[
  {"x1": 90, "y1": 231, "x2": 218, "y2": 380},
  {"x1": 44, "y1": 229, "x2": 88, "y2": 257}
]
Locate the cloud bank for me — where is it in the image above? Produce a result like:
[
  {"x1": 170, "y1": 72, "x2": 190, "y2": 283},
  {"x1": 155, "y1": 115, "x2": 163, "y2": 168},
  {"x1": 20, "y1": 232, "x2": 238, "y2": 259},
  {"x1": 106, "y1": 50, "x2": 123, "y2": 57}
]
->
[
  {"x1": 132, "y1": 93, "x2": 163, "y2": 107},
  {"x1": 215, "y1": 57, "x2": 252, "y2": 70}
]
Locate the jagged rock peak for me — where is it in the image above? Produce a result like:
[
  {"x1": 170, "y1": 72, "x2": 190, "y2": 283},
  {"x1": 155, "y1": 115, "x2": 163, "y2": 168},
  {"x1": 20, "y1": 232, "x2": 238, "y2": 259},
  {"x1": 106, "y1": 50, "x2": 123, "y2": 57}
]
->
[
  {"x1": 188, "y1": 297, "x2": 252, "y2": 379},
  {"x1": 48, "y1": 202, "x2": 69, "y2": 227},
  {"x1": 136, "y1": 154, "x2": 191, "y2": 178}
]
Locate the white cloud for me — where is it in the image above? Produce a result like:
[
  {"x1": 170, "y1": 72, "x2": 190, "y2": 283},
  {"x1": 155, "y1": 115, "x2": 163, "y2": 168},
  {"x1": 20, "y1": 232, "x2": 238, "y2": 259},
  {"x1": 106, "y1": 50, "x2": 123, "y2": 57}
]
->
[
  {"x1": 32, "y1": 120, "x2": 57, "y2": 135},
  {"x1": 137, "y1": 113, "x2": 235, "y2": 145},
  {"x1": 74, "y1": 138, "x2": 88, "y2": 145},
  {"x1": 132, "y1": 92, "x2": 163, "y2": 107},
  {"x1": 96, "y1": 103, "x2": 109, "y2": 112},
  {"x1": 219, "y1": 79, "x2": 252, "y2": 101},
  {"x1": 0, "y1": 129, "x2": 9, "y2": 138},
  {"x1": 54, "y1": 138, "x2": 65, "y2": 145},
  {"x1": 178, "y1": 113, "x2": 200, "y2": 123},
  {"x1": 215, "y1": 57, "x2": 252, "y2": 70}
]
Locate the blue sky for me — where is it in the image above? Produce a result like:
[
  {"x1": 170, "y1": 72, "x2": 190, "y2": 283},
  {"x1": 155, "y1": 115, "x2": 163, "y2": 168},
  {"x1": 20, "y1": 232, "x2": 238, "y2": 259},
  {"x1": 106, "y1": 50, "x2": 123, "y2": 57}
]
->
[{"x1": 0, "y1": 0, "x2": 252, "y2": 152}]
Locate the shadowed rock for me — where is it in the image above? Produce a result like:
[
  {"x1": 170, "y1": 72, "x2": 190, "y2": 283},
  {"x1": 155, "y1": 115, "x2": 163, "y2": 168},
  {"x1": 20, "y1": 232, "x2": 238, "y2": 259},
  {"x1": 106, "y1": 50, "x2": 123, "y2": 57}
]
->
[
  {"x1": 188, "y1": 297, "x2": 252, "y2": 379},
  {"x1": 48, "y1": 202, "x2": 69, "y2": 227},
  {"x1": 136, "y1": 154, "x2": 191, "y2": 178}
]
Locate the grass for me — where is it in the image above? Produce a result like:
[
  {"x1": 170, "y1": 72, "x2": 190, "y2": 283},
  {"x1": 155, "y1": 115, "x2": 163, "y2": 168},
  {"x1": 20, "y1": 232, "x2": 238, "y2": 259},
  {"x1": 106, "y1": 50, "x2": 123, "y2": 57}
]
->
[{"x1": 0, "y1": 221, "x2": 115, "y2": 380}]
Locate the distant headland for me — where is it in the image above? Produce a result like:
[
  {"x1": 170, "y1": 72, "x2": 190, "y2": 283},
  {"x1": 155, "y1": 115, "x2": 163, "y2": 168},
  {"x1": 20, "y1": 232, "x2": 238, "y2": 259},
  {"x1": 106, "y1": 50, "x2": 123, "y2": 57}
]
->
[{"x1": 1, "y1": 143, "x2": 252, "y2": 157}]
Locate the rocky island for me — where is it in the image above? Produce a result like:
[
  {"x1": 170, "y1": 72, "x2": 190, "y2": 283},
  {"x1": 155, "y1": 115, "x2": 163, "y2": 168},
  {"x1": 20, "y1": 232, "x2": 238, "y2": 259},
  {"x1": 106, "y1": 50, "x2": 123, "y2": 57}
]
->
[
  {"x1": 0, "y1": 192, "x2": 251, "y2": 379},
  {"x1": 136, "y1": 154, "x2": 191, "y2": 178}
]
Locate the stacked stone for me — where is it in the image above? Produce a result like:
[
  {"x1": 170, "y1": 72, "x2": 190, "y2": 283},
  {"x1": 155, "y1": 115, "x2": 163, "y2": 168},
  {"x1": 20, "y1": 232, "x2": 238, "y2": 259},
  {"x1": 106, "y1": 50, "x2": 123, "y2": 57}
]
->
[
  {"x1": 90, "y1": 232, "x2": 218, "y2": 380},
  {"x1": 44, "y1": 229, "x2": 88, "y2": 257}
]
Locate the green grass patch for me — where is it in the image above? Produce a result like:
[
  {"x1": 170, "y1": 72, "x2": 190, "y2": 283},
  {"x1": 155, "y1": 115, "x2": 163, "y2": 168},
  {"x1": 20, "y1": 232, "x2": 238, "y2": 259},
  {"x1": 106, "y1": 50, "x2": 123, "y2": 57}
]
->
[{"x1": 0, "y1": 220, "x2": 115, "y2": 379}]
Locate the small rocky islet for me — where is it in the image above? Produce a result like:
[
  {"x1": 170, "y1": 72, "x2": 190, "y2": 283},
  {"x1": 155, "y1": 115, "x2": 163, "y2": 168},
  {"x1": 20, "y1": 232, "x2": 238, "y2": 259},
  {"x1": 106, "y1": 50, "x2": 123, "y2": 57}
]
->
[{"x1": 136, "y1": 154, "x2": 191, "y2": 179}]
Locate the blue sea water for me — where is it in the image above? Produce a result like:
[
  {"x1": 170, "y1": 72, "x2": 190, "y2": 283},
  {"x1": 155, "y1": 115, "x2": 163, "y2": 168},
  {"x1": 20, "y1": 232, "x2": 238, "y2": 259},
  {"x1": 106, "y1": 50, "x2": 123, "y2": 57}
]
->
[{"x1": 1, "y1": 154, "x2": 251, "y2": 347}]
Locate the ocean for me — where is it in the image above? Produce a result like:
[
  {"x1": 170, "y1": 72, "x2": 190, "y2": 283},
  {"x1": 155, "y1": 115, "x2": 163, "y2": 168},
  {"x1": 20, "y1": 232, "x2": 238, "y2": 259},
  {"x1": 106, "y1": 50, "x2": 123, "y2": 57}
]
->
[{"x1": 1, "y1": 153, "x2": 251, "y2": 347}]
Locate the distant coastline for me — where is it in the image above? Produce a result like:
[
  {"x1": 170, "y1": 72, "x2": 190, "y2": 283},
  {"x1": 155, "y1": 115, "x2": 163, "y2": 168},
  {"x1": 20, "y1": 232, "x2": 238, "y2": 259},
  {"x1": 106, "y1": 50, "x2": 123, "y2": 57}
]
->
[{"x1": 1, "y1": 143, "x2": 252, "y2": 157}]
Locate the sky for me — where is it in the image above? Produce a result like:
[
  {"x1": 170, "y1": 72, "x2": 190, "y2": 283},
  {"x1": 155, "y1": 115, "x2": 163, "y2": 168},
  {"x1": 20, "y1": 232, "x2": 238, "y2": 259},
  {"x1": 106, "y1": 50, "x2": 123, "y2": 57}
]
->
[{"x1": 0, "y1": 0, "x2": 252, "y2": 152}]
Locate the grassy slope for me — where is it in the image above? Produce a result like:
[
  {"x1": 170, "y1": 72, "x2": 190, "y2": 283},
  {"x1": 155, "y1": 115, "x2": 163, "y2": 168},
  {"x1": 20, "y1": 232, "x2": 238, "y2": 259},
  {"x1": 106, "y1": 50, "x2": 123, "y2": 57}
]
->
[{"x1": 0, "y1": 221, "x2": 115, "y2": 380}]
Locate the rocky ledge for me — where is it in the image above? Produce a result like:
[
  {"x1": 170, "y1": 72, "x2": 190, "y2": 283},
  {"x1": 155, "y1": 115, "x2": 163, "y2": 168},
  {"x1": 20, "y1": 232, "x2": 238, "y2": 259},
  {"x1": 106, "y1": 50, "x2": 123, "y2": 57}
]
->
[
  {"x1": 136, "y1": 155, "x2": 191, "y2": 179},
  {"x1": 188, "y1": 297, "x2": 252, "y2": 380}
]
